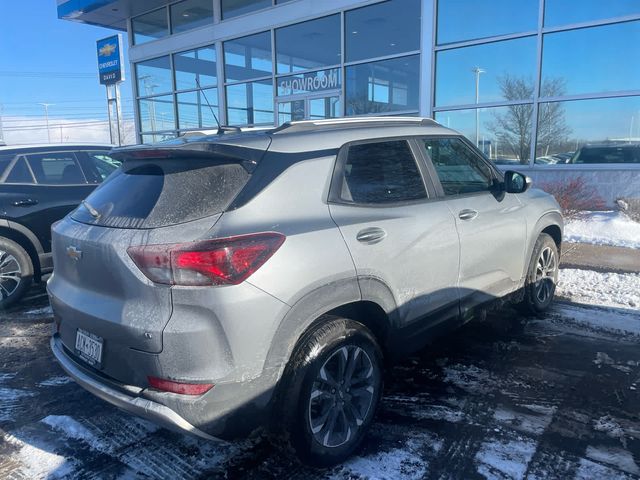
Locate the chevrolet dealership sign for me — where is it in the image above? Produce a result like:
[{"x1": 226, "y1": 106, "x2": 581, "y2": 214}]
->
[{"x1": 97, "y1": 34, "x2": 124, "y2": 85}]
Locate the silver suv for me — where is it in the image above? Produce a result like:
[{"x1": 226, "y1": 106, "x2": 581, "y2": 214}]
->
[{"x1": 49, "y1": 118, "x2": 562, "y2": 466}]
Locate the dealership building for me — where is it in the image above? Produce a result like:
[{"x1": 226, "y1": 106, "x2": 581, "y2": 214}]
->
[{"x1": 57, "y1": 0, "x2": 640, "y2": 203}]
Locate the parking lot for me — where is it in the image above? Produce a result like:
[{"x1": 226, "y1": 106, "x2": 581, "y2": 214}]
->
[{"x1": 0, "y1": 283, "x2": 638, "y2": 479}]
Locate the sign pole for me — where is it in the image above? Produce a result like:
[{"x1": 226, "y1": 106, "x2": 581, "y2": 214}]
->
[
  {"x1": 106, "y1": 85, "x2": 114, "y2": 145},
  {"x1": 115, "y1": 83, "x2": 123, "y2": 146},
  {"x1": 97, "y1": 34, "x2": 125, "y2": 146}
]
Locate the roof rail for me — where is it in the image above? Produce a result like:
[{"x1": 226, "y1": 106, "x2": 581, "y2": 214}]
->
[{"x1": 271, "y1": 116, "x2": 440, "y2": 134}]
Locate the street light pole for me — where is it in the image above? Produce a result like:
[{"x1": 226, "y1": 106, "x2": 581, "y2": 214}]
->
[
  {"x1": 38, "y1": 103, "x2": 54, "y2": 143},
  {"x1": 472, "y1": 67, "x2": 485, "y2": 148}
]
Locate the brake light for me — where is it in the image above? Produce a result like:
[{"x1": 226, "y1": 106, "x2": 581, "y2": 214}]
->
[
  {"x1": 127, "y1": 232, "x2": 285, "y2": 286},
  {"x1": 147, "y1": 376, "x2": 213, "y2": 395}
]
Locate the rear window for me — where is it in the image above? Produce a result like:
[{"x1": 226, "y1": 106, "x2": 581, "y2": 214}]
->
[{"x1": 71, "y1": 158, "x2": 250, "y2": 229}]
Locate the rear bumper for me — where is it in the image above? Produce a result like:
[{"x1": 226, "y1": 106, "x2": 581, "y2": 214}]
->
[{"x1": 50, "y1": 334, "x2": 219, "y2": 441}]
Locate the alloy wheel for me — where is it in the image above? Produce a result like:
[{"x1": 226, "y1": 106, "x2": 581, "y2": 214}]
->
[
  {"x1": 308, "y1": 345, "x2": 376, "y2": 448},
  {"x1": 0, "y1": 250, "x2": 21, "y2": 300},
  {"x1": 534, "y1": 246, "x2": 557, "y2": 304}
]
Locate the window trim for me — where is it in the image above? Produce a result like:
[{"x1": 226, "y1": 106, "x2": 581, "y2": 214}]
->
[
  {"x1": 1, "y1": 155, "x2": 36, "y2": 185},
  {"x1": 328, "y1": 135, "x2": 435, "y2": 208},
  {"x1": 77, "y1": 150, "x2": 121, "y2": 185}
]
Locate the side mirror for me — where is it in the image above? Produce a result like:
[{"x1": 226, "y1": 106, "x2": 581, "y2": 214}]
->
[{"x1": 504, "y1": 170, "x2": 531, "y2": 194}]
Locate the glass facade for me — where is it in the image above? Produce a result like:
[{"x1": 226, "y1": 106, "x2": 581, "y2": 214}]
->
[
  {"x1": 544, "y1": 0, "x2": 640, "y2": 27},
  {"x1": 136, "y1": 56, "x2": 172, "y2": 96},
  {"x1": 437, "y1": 0, "x2": 538, "y2": 45},
  {"x1": 346, "y1": 56, "x2": 420, "y2": 116},
  {"x1": 128, "y1": 0, "x2": 640, "y2": 168},
  {"x1": 132, "y1": 1, "x2": 214, "y2": 45},
  {"x1": 226, "y1": 80, "x2": 274, "y2": 125},
  {"x1": 435, "y1": 1, "x2": 640, "y2": 166},
  {"x1": 174, "y1": 46, "x2": 217, "y2": 91},
  {"x1": 221, "y1": 0, "x2": 272, "y2": 19},
  {"x1": 345, "y1": 0, "x2": 421, "y2": 62},
  {"x1": 435, "y1": 37, "x2": 537, "y2": 107},
  {"x1": 170, "y1": 0, "x2": 214, "y2": 34},
  {"x1": 541, "y1": 22, "x2": 640, "y2": 96},
  {"x1": 223, "y1": 32, "x2": 272, "y2": 82},
  {"x1": 132, "y1": 8, "x2": 168, "y2": 45},
  {"x1": 276, "y1": 15, "x2": 341, "y2": 74}
]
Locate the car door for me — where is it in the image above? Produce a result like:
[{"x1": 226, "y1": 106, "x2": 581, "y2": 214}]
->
[
  {"x1": 418, "y1": 136, "x2": 527, "y2": 314},
  {"x1": 3, "y1": 151, "x2": 96, "y2": 252},
  {"x1": 328, "y1": 138, "x2": 460, "y2": 333}
]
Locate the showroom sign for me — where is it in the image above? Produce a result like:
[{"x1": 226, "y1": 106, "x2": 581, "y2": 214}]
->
[{"x1": 278, "y1": 69, "x2": 340, "y2": 96}]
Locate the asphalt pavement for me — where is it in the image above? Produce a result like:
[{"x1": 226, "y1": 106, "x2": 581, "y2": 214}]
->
[{"x1": 0, "y1": 283, "x2": 639, "y2": 479}]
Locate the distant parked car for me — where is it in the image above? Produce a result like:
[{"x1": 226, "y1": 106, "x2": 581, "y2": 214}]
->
[
  {"x1": 0, "y1": 144, "x2": 119, "y2": 307},
  {"x1": 570, "y1": 143, "x2": 640, "y2": 164},
  {"x1": 49, "y1": 118, "x2": 563, "y2": 466}
]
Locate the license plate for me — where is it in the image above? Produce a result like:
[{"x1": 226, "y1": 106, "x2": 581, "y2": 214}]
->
[{"x1": 75, "y1": 329, "x2": 103, "y2": 366}]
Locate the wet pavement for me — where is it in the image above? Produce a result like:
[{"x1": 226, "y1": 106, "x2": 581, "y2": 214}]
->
[{"x1": 0, "y1": 283, "x2": 639, "y2": 479}]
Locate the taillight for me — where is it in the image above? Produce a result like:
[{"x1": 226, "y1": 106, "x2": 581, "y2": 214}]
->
[
  {"x1": 147, "y1": 376, "x2": 214, "y2": 395},
  {"x1": 127, "y1": 232, "x2": 285, "y2": 286}
]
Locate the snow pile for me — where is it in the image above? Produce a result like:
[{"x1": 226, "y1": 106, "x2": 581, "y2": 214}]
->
[
  {"x1": 564, "y1": 211, "x2": 640, "y2": 249},
  {"x1": 557, "y1": 269, "x2": 640, "y2": 310},
  {"x1": 553, "y1": 303, "x2": 640, "y2": 337}
]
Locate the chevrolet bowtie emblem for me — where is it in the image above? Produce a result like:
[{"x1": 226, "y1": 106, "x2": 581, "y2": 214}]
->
[
  {"x1": 66, "y1": 246, "x2": 83, "y2": 261},
  {"x1": 98, "y1": 43, "x2": 116, "y2": 56}
]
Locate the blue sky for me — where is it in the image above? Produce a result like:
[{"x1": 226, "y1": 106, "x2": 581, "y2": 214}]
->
[{"x1": 0, "y1": 0, "x2": 133, "y2": 143}]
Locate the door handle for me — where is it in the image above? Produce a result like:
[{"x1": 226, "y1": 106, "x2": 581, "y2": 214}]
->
[
  {"x1": 12, "y1": 198, "x2": 38, "y2": 207},
  {"x1": 458, "y1": 209, "x2": 478, "y2": 221},
  {"x1": 356, "y1": 227, "x2": 387, "y2": 244}
]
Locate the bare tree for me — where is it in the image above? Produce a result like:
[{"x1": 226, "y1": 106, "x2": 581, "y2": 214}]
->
[{"x1": 487, "y1": 75, "x2": 570, "y2": 164}]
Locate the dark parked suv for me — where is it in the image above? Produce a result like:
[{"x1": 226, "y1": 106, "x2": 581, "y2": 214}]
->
[
  {"x1": 49, "y1": 118, "x2": 562, "y2": 465},
  {"x1": 0, "y1": 144, "x2": 119, "y2": 307}
]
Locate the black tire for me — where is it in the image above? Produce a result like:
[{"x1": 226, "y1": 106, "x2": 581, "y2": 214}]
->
[
  {"x1": 517, "y1": 233, "x2": 559, "y2": 316},
  {"x1": 278, "y1": 316, "x2": 383, "y2": 467},
  {"x1": 0, "y1": 237, "x2": 33, "y2": 310}
]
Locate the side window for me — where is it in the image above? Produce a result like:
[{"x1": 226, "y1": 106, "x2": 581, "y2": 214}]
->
[
  {"x1": 80, "y1": 151, "x2": 122, "y2": 183},
  {"x1": 5, "y1": 157, "x2": 35, "y2": 184},
  {"x1": 339, "y1": 140, "x2": 427, "y2": 204},
  {"x1": 423, "y1": 138, "x2": 494, "y2": 196},
  {"x1": 26, "y1": 152, "x2": 86, "y2": 185}
]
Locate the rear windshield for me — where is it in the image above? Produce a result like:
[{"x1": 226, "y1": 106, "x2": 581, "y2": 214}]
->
[{"x1": 71, "y1": 158, "x2": 250, "y2": 229}]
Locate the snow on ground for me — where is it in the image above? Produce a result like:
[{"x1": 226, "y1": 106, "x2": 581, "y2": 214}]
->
[
  {"x1": 2, "y1": 432, "x2": 75, "y2": 479},
  {"x1": 564, "y1": 211, "x2": 640, "y2": 249},
  {"x1": 37, "y1": 376, "x2": 73, "y2": 387},
  {"x1": 474, "y1": 435, "x2": 538, "y2": 479},
  {"x1": 552, "y1": 303, "x2": 640, "y2": 337},
  {"x1": 557, "y1": 269, "x2": 640, "y2": 310},
  {"x1": 335, "y1": 432, "x2": 442, "y2": 480},
  {"x1": 23, "y1": 306, "x2": 53, "y2": 316}
]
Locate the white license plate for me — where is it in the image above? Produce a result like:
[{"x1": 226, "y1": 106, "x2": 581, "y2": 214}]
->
[{"x1": 75, "y1": 329, "x2": 103, "y2": 366}]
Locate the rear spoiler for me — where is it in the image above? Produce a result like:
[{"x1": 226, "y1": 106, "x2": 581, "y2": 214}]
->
[{"x1": 109, "y1": 134, "x2": 272, "y2": 173}]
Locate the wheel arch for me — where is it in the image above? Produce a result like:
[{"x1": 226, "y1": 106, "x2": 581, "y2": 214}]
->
[
  {"x1": 0, "y1": 223, "x2": 41, "y2": 280},
  {"x1": 522, "y1": 211, "x2": 563, "y2": 282},
  {"x1": 263, "y1": 276, "x2": 397, "y2": 384}
]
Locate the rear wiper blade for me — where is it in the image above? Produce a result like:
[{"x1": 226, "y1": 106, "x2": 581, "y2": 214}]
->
[{"x1": 82, "y1": 200, "x2": 100, "y2": 219}]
